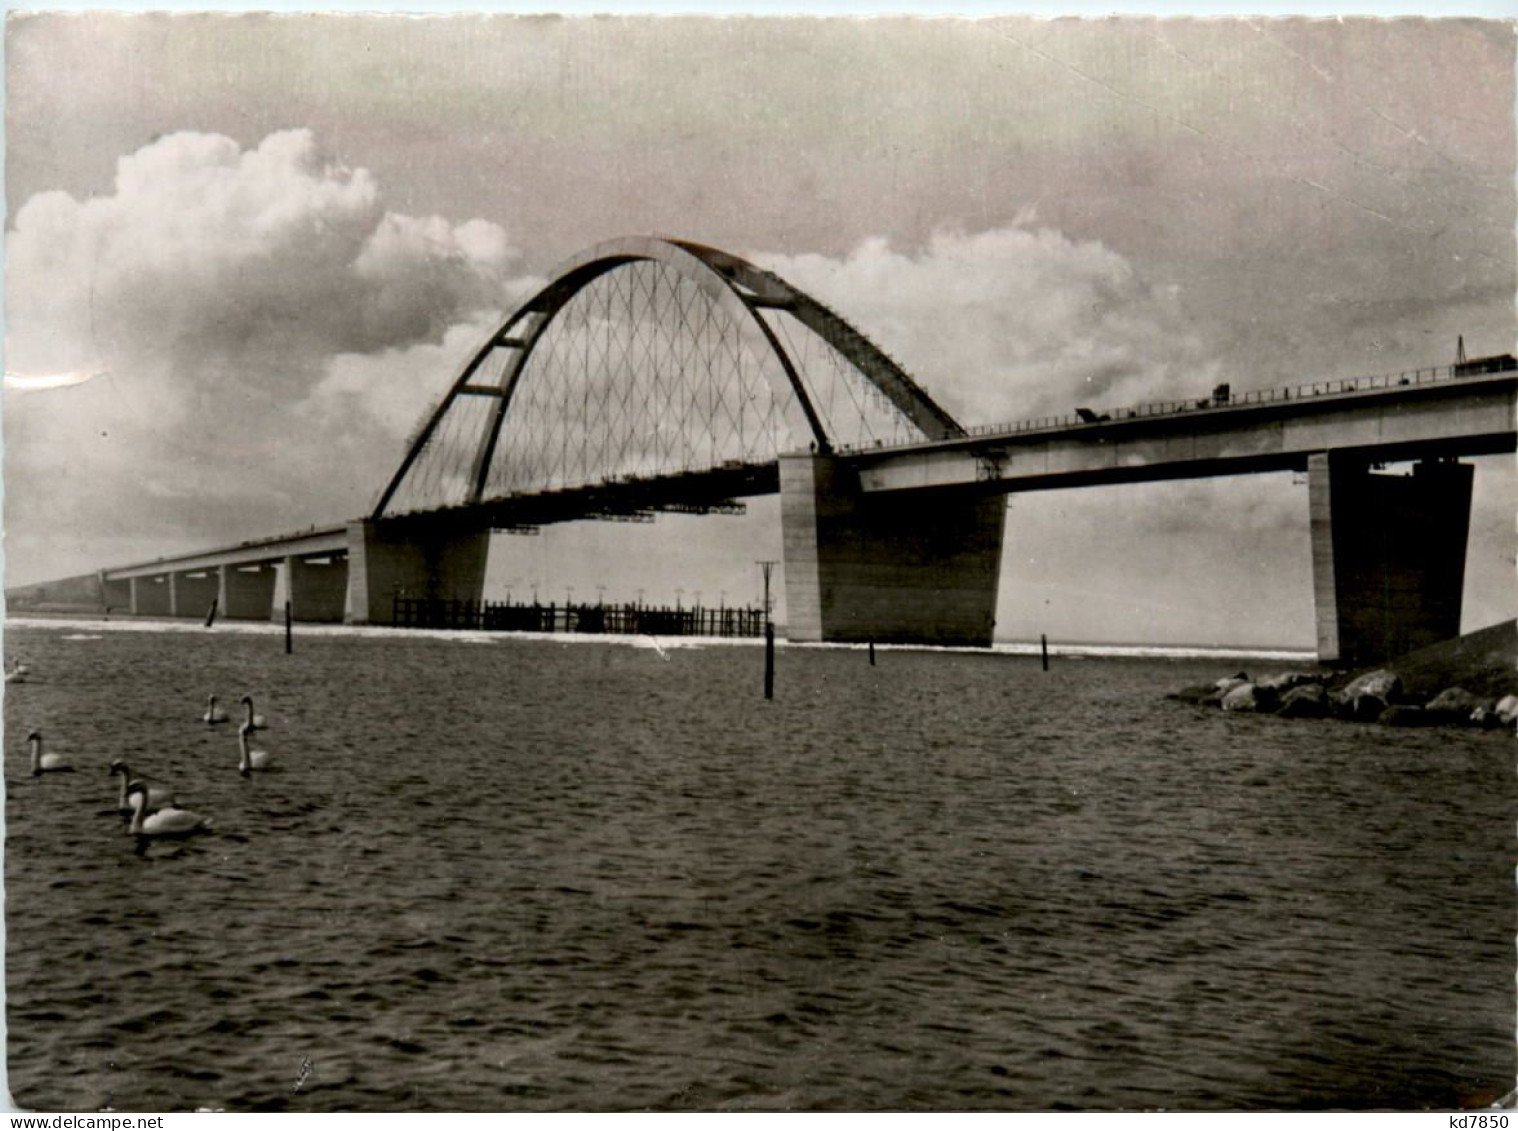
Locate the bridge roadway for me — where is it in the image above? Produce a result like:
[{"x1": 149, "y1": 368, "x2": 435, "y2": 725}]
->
[
  {"x1": 98, "y1": 463, "x2": 778, "y2": 583},
  {"x1": 780, "y1": 362, "x2": 1513, "y2": 661},
  {"x1": 91, "y1": 362, "x2": 1515, "y2": 663},
  {"x1": 104, "y1": 526, "x2": 350, "y2": 581},
  {"x1": 848, "y1": 365, "x2": 1516, "y2": 495},
  {"x1": 103, "y1": 364, "x2": 1518, "y2": 571}
]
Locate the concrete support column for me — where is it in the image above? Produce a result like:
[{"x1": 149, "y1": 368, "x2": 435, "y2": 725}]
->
[
  {"x1": 779, "y1": 452, "x2": 1005, "y2": 646},
  {"x1": 1308, "y1": 453, "x2": 1474, "y2": 666},
  {"x1": 99, "y1": 573, "x2": 131, "y2": 614},
  {"x1": 219, "y1": 563, "x2": 278, "y2": 620},
  {"x1": 344, "y1": 518, "x2": 491, "y2": 626},
  {"x1": 131, "y1": 575, "x2": 172, "y2": 616},
  {"x1": 273, "y1": 556, "x2": 349, "y2": 623}
]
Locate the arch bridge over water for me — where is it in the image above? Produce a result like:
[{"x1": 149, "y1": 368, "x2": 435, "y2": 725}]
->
[{"x1": 95, "y1": 236, "x2": 1517, "y2": 666}]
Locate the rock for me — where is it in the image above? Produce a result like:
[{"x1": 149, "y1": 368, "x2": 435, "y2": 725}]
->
[
  {"x1": 1420, "y1": 683, "x2": 1481, "y2": 728},
  {"x1": 1336, "y1": 669, "x2": 1402, "y2": 719},
  {"x1": 1470, "y1": 705, "x2": 1505, "y2": 729},
  {"x1": 1276, "y1": 684, "x2": 1329, "y2": 718},
  {"x1": 1425, "y1": 686, "x2": 1481, "y2": 714},
  {"x1": 1169, "y1": 684, "x2": 1223, "y2": 706},
  {"x1": 1497, "y1": 695, "x2": 1518, "y2": 724},
  {"x1": 1257, "y1": 671, "x2": 1325, "y2": 693},
  {"x1": 1221, "y1": 683, "x2": 1277, "y2": 713},
  {"x1": 1339, "y1": 669, "x2": 1402, "y2": 702},
  {"x1": 1379, "y1": 704, "x2": 1436, "y2": 727}
]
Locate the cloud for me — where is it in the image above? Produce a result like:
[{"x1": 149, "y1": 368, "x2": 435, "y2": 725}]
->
[
  {"x1": 754, "y1": 225, "x2": 1224, "y2": 431},
  {"x1": 4, "y1": 129, "x2": 524, "y2": 582},
  {"x1": 8, "y1": 129, "x2": 515, "y2": 390}
]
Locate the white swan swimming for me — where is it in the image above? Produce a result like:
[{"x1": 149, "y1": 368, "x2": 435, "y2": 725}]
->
[
  {"x1": 125, "y1": 780, "x2": 211, "y2": 838},
  {"x1": 237, "y1": 722, "x2": 274, "y2": 777},
  {"x1": 27, "y1": 731, "x2": 73, "y2": 776},
  {"x1": 109, "y1": 760, "x2": 175, "y2": 813},
  {"x1": 202, "y1": 695, "x2": 229, "y2": 725},
  {"x1": 238, "y1": 695, "x2": 267, "y2": 730}
]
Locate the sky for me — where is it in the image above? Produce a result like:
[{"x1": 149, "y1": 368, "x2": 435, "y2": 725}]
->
[{"x1": 3, "y1": 14, "x2": 1514, "y2": 646}]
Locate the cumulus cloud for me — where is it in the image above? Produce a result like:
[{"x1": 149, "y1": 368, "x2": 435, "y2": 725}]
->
[
  {"x1": 8, "y1": 129, "x2": 514, "y2": 388},
  {"x1": 755, "y1": 225, "x2": 1223, "y2": 429},
  {"x1": 5, "y1": 129, "x2": 524, "y2": 582}
]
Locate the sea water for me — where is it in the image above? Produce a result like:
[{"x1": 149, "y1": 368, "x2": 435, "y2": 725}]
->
[{"x1": 4, "y1": 619, "x2": 1512, "y2": 1111}]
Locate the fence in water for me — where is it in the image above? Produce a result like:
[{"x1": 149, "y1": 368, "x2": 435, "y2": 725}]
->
[{"x1": 392, "y1": 597, "x2": 768, "y2": 638}]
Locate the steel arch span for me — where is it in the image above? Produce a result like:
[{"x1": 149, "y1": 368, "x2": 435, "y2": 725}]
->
[{"x1": 373, "y1": 236, "x2": 965, "y2": 522}]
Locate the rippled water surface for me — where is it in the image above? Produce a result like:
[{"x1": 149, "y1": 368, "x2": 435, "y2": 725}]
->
[{"x1": 5, "y1": 622, "x2": 1513, "y2": 1111}]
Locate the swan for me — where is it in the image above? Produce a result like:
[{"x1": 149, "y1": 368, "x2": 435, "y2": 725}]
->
[
  {"x1": 109, "y1": 760, "x2": 175, "y2": 813},
  {"x1": 237, "y1": 722, "x2": 274, "y2": 777},
  {"x1": 202, "y1": 695, "x2": 229, "y2": 725},
  {"x1": 27, "y1": 731, "x2": 73, "y2": 776},
  {"x1": 238, "y1": 695, "x2": 267, "y2": 730},
  {"x1": 125, "y1": 780, "x2": 210, "y2": 838}
]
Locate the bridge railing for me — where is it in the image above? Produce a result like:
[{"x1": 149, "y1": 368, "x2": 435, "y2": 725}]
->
[
  {"x1": 836, "y1": 357, "x2": 1513, "y2": 455},
  {"x1": 391, "y1": 597, "x2": 767, "y2": 637}
]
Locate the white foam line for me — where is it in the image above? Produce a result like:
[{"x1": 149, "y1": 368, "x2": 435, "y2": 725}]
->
[
  {"x1": 4, "y1": 615, "x2": 1314, "y2": 663},
  {"x1": 809, "y1": 640, "x2": 1315, "y2": 663},
  {"x1": 2, "y1": 615, "x2": 756, "y2": 650}
]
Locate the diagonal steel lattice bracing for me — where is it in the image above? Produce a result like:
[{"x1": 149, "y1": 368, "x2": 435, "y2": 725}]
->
[{"x1": 375, "y1": 236, "x2": 966, "y2": 521}]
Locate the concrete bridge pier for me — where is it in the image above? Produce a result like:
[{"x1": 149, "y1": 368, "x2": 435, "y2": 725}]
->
[
  {"x1": 271, "y1": 556, "x2": 349, "y2": 623},
  {"x1": 218, "y1": 563, "x2": 277, "y2": 619},
  {"x1": 99, "y1": 572, "x2": 131, "y2": 614},
  {"x1": 780, "y1": 452, "x2": 1005, "y2": 646},
  {"x1": 1309, "y1": 453, "x2": 1474, "y2": 666},
  {"x1": 130, "y1": 575, "x2": 171, "y2": 616},
  {"x1": 344, "y1": 518, "x2": 491, "y2": 625}
]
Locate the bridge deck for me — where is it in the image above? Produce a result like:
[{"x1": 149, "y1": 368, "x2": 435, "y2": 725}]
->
[
  {"x1": 103, "y1": 526, "x2": 349, "y2": 580},
  {"x1": 850, "y1": 368, "x2": 1516, "y2": 495},
  {"x1": 98, "y1": 365, "x2": 1515, "y2": 580},
  {"x1": 100, "y1": 465, "x2": 778, "y2": 579}
]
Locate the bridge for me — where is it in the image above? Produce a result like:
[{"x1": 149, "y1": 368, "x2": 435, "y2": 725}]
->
[{"x1": 82, "y1": 236, "x2": 1515, "y2": 665}]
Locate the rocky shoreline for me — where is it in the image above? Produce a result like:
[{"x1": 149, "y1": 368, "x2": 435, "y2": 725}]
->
[{"x1": 1169, "y1": 619, "x2": 1518, "y2": 730}]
